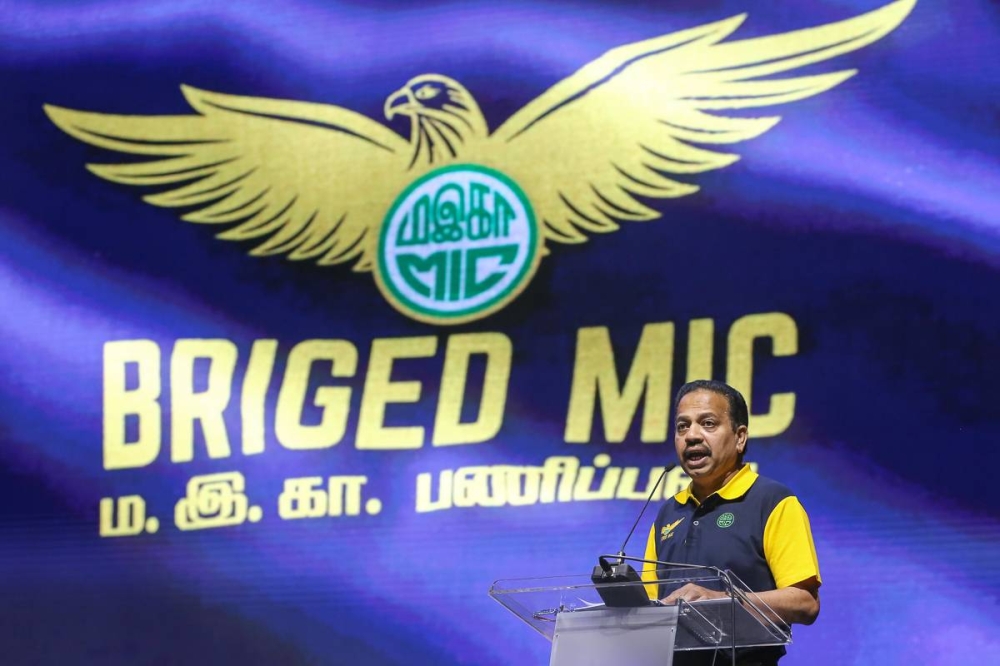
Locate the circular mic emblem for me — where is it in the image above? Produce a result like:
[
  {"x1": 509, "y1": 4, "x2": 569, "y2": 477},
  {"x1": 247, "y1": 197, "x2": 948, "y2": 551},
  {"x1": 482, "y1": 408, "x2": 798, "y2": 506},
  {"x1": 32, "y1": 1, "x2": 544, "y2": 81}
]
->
[{"x1": 376, "y1": 164, "x2": 539, "y2": 325}]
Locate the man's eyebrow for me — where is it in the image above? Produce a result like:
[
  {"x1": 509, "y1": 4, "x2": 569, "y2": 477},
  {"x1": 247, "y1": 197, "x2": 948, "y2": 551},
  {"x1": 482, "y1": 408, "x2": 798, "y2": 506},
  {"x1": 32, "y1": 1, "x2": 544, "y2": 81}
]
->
[{"x1": 676, "y1": 410, "x2": 720, "y2": 420}]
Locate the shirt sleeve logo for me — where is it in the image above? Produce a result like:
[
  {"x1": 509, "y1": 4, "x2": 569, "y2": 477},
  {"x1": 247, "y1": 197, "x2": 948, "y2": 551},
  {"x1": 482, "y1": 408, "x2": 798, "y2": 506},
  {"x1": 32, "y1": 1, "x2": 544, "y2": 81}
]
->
[{"x1": 716, "y1": 512, "x2": 736, "y2": 528}]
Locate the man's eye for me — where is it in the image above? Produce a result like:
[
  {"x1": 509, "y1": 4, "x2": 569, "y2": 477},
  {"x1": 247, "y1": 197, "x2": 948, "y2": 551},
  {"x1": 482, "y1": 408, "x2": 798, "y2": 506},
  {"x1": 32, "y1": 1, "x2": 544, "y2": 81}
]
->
[
  {"x1": 676, "y1": 423, "x2": 688, "y2": 432},
  {"x1": 703, "y1": 421, "x2": 715, "y2": 428}
]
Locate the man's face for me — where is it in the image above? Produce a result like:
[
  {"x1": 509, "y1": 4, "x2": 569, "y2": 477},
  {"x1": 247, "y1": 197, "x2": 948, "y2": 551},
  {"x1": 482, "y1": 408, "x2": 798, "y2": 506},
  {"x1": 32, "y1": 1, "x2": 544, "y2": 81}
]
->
[{"x1": 674, "y1": 390, "x2": 748, "y2": 490}]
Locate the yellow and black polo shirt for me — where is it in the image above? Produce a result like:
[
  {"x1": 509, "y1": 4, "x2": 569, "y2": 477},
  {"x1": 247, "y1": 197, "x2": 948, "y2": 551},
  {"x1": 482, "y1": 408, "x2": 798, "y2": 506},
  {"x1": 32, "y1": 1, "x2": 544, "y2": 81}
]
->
[{"x1": 641, "y1": 464, "x2": 821, "y2": 597}]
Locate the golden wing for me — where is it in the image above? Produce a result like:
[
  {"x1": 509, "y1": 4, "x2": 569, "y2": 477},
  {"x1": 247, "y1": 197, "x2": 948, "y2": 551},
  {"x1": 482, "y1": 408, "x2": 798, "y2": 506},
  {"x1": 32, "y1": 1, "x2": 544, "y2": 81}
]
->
[
  {"x1": 490, "y1": 0, "x2": 915, "y2": 244},
  {"x1": 45, "y1": 86, "x2": 411, "y2": 271}
]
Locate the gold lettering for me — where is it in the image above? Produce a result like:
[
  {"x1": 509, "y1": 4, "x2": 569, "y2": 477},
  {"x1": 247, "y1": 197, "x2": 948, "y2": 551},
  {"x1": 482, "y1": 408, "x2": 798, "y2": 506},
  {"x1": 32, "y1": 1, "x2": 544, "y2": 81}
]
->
[
  {"x1": 174, "y1": 471, "x2": 258, "y2": 530},
  {"x1": 615, "y1": 466, "x2": 665, "y2": 500},
  {"x1": 452, "y1": 466, "x2": 492, "y2": 508},
  {"x1": 408, "y1": 456, "x2": 739, "y2": 512},
  {"x1": 103, "y1": 340, "x2": 161, "y2": 470},
  {"x1": 686, "y1": 318, "x2": 715, "y2": 382},
  {"x1": 433, "y1": 332, "x2": 512, "y2": 446},
  {"x1": 727, "y1": 313, "x2": 798, "y2": 438},
  {"x1": 357, "y1": 336, "x2": 437, "y2": 449},
  {"x1": 241, "y1": 339, "x2": 277, "y2": 456},
  {"x1": 278, "y1": 477, "x2": 327, "y2": 519},
  {"x1": 327, "y1": 476, "x2": 367, "y2": 516},
  {"x1": 538, "y1": 456, "x2": 580, "y2": 503},
  {"x1": 170, "y1": 339, "x2": 236, "y2": 463},
  {"x1": 99, "y1": 495, "x2": 154, "y2": 536},
  {"x1": 504, "y1": 466, "x2": 542, "y2": 506},
  {"x1": 415, "y1": 470, "x2": 452, "y2": 513},
  {"x1": 275, "y1": 340, "x2": 357, "y2": 450},
  {"x1": 565, "y1": 324, "x2": 674, "y2": 443},
  {"x1": 573, "y1": 454, "x2": 621, "y2": 500}
]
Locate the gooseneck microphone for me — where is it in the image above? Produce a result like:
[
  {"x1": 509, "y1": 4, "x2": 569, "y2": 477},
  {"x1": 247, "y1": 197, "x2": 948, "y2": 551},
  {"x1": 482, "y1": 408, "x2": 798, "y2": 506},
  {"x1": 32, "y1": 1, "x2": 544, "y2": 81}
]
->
[
  {"x1": 616, "y1": 463, "x2": 675, "y2": 561},
  {"x1": 591, "y1": 464, "x2": 674, "y2": 607}
]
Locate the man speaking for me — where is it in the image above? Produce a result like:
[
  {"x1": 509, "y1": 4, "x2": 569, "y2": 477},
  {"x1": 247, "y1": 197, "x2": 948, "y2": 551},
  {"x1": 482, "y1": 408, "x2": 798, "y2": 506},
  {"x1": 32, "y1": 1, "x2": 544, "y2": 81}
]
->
[{"x1": 642, "y1": 380, "x2": 821, "y2": 665}]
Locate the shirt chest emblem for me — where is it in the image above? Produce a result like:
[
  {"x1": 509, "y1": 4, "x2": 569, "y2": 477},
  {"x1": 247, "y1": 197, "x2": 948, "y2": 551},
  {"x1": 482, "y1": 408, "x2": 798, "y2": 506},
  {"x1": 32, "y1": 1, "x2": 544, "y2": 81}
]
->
[
  {"x1": 716, "y1": 512, "x2": 736, "y2": 528},
  {"x1": 660, "y1": 518, "x2": 685, "y2": 541}
]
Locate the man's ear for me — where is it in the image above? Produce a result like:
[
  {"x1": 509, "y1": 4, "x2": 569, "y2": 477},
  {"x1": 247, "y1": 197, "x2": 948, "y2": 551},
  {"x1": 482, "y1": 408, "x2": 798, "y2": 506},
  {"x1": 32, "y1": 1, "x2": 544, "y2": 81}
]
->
[{"x1": 736, "y1": 425, "x2": 748, "y2": 453}]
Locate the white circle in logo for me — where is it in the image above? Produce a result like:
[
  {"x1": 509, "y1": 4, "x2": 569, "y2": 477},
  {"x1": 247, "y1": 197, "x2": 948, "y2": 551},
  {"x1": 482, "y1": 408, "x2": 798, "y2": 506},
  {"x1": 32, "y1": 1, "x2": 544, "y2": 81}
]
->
[{"x1": 376, "y1": 164, "x2": 539, "y2": 324}]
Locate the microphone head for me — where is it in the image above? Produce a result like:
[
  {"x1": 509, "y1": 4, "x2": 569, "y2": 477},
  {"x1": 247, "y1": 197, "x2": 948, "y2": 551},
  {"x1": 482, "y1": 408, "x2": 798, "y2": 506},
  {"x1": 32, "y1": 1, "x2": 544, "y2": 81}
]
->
[{"x1": 590, "y1": 562, "x2": 651, "y2": 608}]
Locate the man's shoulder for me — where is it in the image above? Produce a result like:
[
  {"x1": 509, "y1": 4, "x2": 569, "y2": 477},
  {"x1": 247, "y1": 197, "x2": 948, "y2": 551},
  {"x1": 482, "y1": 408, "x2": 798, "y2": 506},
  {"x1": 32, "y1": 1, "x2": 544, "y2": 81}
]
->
[{"x1": 746, "y1": 473, "x2": 797, "y2": 507}]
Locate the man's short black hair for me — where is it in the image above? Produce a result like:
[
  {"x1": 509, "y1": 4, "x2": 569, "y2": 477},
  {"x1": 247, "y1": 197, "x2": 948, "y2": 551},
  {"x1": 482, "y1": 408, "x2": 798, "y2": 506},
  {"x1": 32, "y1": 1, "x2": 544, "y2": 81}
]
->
[{"x1": 674, "y1": 380, "x2": 749, "y2": 432}]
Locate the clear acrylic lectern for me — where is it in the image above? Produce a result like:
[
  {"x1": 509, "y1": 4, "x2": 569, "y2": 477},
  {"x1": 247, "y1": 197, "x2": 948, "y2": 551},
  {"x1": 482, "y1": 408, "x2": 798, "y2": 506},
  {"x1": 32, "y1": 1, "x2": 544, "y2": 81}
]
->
[{"x1": 489, "y1": 566, "x2": 791, "y2": 666}]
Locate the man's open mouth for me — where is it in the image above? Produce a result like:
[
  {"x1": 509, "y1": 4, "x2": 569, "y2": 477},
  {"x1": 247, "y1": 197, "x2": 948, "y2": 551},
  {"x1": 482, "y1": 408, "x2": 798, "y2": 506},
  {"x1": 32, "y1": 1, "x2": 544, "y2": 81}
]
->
[{"x1": 685, "y1": 449, "x2": 710, "y2": 462}]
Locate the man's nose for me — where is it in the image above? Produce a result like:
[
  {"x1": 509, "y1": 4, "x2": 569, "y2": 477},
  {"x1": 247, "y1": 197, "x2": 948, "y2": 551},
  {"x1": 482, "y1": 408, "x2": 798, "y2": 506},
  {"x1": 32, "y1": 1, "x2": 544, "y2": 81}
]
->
[{"x1": 684, "y1": 426, "x2": 703, "y2": 443}]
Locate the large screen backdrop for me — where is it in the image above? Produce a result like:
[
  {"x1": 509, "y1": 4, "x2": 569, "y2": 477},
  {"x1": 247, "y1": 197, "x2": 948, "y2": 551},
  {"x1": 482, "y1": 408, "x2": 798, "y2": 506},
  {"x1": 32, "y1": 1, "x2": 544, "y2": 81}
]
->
[{"x1": 2, "y1": 0, "x2": 998, "y2": 664}]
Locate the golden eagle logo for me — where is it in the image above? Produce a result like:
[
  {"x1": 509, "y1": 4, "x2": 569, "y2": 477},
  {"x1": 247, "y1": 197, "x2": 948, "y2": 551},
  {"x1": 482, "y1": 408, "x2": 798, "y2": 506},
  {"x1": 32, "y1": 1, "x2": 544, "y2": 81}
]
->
[
  {"x1": 661, "y1": 518, "x2": 685, "y2": 541},
  {"x1": 45, "y1": 0, "x2": 914, "y2": 325}
]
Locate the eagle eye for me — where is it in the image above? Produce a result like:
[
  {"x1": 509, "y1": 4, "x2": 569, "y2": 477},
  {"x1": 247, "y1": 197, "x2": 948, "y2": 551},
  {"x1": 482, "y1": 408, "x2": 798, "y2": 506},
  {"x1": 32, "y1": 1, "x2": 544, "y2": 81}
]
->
[{"x1": 414, "y1": 84, "x2": 440, "y2": 101}]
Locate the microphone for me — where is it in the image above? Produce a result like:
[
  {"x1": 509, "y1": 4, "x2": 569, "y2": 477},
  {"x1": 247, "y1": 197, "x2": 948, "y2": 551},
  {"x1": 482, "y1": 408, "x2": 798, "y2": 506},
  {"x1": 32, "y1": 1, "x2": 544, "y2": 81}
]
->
[{"x1": 591, "y1": 464, "x2": 674, "y2": 607}]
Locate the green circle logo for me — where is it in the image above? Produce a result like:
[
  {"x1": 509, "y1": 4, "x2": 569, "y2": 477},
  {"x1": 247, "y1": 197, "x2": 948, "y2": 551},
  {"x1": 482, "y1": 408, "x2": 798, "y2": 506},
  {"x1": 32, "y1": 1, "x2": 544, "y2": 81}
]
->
[
  {"x1": 375, "y1": 164, "x2": 539, "y2": 325},
  {"x1": 716, "y1": 512, "x2": 735, "y2": 529}
]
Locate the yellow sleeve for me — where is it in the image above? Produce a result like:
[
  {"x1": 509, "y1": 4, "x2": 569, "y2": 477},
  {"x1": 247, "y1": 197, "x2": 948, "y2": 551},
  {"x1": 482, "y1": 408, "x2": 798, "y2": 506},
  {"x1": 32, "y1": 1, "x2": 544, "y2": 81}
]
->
[
  {"x1": 762, "y1": 496, "x2": 822, "y2": 589},
  {"x1": 641, "y1": 523, "x2": 659, "y2": 600}
]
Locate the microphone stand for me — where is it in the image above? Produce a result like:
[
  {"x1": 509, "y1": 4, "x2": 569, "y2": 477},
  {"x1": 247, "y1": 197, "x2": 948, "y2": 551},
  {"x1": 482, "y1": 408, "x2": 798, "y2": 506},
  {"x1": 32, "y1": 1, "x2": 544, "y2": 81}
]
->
[{"x1": 591, "y1": 465, "x2": 674, "y2": 607}]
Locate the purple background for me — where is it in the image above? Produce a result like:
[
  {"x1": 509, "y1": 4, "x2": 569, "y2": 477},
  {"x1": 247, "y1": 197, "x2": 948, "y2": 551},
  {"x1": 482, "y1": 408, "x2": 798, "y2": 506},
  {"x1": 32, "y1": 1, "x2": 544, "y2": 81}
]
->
[{"x1": 1, "y1": 1, "x2": 998, "y2": 664}]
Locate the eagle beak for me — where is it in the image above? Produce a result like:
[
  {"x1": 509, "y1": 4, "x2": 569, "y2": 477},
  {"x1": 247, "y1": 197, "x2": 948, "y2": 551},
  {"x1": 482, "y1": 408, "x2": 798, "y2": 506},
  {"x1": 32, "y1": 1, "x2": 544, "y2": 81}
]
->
[{"x1": 384, "y1": 88, "x2": 416, "y2": 120}]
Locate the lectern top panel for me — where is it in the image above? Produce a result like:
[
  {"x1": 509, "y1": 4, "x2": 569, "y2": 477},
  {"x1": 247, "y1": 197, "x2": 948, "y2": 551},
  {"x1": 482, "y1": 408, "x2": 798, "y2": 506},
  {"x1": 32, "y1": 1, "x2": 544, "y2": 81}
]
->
[{"x1": 489, "y1": 568, "x2": 791, "y2": 650}]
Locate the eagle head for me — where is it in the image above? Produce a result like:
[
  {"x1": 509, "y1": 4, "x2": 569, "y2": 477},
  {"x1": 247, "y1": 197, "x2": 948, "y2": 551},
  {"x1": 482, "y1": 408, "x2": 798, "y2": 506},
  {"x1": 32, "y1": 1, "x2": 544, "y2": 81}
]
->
[{"x1": 384, "y1": 74, "x2": 488, "y2": 168}]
